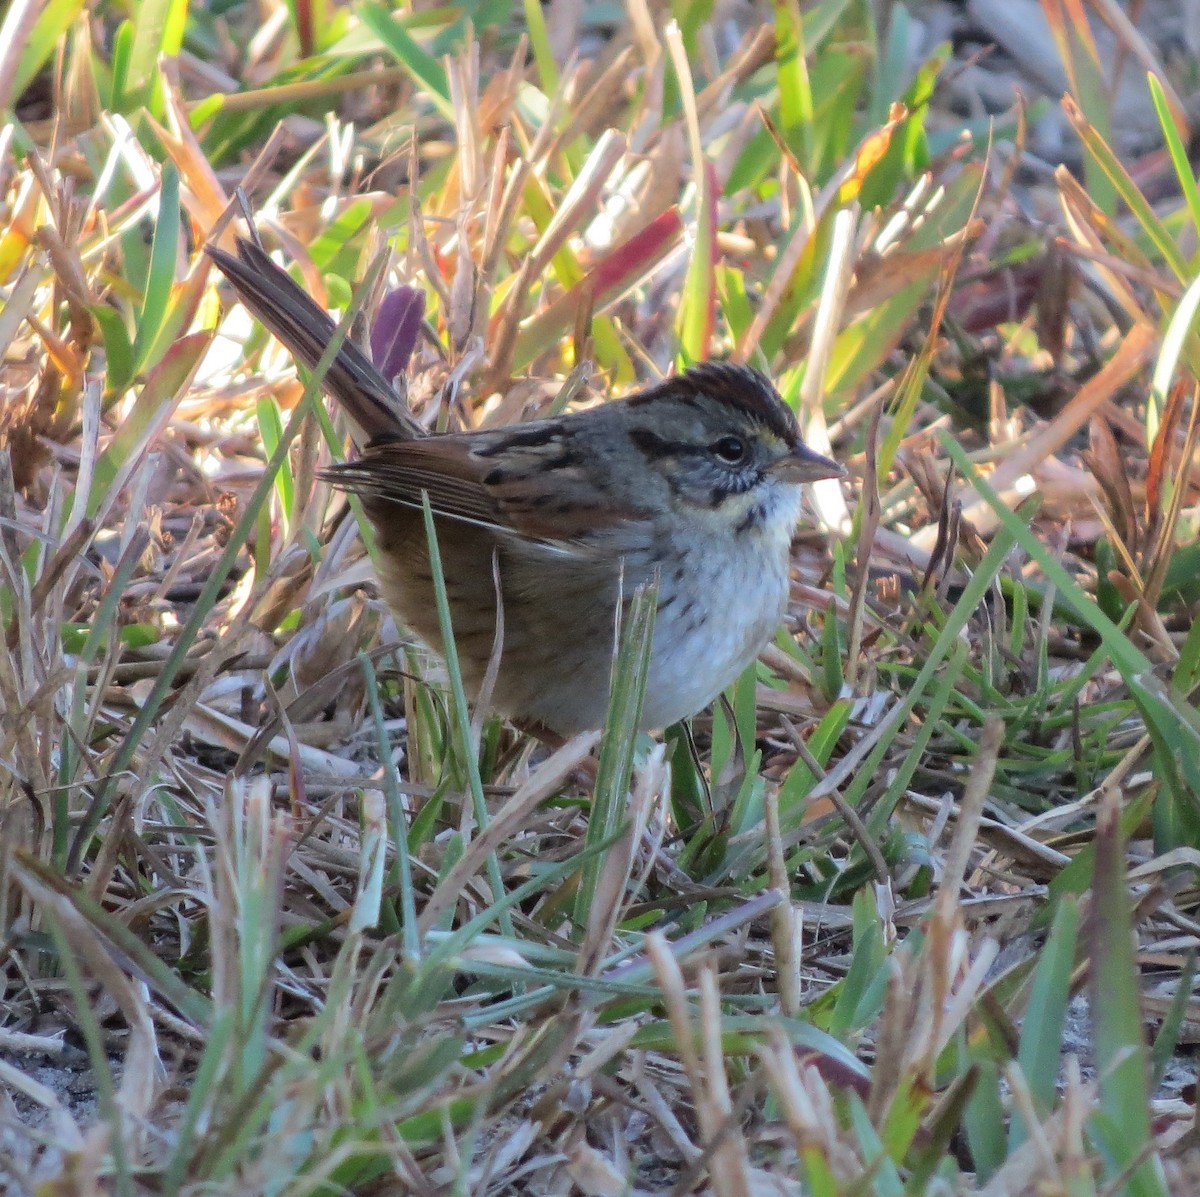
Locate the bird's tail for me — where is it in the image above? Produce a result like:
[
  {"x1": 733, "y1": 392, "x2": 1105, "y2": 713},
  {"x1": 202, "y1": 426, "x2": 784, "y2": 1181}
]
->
[{"x1": 206, "y1": 237, "x2": 420, "y2": 445}]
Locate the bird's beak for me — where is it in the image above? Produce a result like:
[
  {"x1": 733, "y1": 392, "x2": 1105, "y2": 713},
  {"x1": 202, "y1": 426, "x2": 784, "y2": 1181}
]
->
[{"x1": 771, "y1": 442, "x2": 846, "y2": 484}]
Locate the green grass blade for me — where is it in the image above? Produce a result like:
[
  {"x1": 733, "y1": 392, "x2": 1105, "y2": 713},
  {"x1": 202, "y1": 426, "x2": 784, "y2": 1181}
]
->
[
  {"x1": 9, "y1": 0, "x2": 87, "y2": 104},
  {"x1": 1147, "y1": 74, "x2": 1200, "y2": 259},
  {"x1": 131, "y1": 163, "x2": 180, "y2": 373},
  {"x1": 1088, "y1": 794, "x2": 1167, "y2": 1196},
  {"x1": 357, "y1": 2, "x2": 454, "y2": 122},
  {"x1": 575, "y1": 582, "x2": 656, "y2": 929},
  {"x1": 1011, "y1": 896, "x2": 1078, "y2": 1150},
  {"x1": 115, "y1": 0, "x2": 185, "y2": 116},
  {"x1": 419, "y1": 495, "x2": 512, "y2": 937}
]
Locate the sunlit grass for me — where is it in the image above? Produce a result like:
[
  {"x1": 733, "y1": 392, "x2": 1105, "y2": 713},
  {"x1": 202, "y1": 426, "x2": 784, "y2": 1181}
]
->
[{"x1": 1, "y1": 3, "x2": 1198, "y2": 1194}]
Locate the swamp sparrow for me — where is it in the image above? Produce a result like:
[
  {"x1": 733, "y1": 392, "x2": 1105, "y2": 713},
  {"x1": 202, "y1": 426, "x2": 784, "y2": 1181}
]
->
[{"x1": 208, "y1": 238, "x2": 844, "y2": 736}]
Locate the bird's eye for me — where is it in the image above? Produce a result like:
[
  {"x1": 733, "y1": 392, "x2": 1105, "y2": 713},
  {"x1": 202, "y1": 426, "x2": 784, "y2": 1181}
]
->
[{"x1": 712, "y1": 435, "x2": 749, "y2": 465}]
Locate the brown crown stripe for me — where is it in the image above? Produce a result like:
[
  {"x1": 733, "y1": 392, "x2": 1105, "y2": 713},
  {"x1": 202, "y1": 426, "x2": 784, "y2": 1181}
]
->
[{"x1": 628, "y1": 362, "x2": 799, "y2": 446}]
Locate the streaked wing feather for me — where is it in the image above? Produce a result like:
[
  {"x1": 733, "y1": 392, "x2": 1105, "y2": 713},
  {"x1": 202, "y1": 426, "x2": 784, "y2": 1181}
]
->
[
  {"x1": 326, "y1": 461, "x2": 504, "y2": 529},
  {"x1": 323, "y1": 433, "x2": 650, "y2": 545}
]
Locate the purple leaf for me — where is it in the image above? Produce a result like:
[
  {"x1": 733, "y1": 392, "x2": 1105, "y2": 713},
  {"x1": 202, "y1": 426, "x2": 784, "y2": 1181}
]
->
[{"x1": 370, "y1": 286, "x2": 425, "y2": 382}]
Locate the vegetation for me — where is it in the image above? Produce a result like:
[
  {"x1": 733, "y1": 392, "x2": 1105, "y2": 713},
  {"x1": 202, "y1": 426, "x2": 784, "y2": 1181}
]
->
[{"x1": 2, "y1": 1, "x2": 1199, "y2": 1192}]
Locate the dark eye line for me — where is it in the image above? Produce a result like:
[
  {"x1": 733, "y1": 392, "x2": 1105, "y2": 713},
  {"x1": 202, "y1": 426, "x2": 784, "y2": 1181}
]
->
[
  {"x1": 628, "y1": 427, "x2": 701, "y2": 460},
  {"x1": 630, "y1": 427, "x2": 762, "y2": 478}
]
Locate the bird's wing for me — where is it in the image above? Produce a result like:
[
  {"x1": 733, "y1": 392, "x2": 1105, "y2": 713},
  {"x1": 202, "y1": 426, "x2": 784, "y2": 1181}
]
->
[{"x1": 323, "y1": 431, "x2": 651, "y2": 548}]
